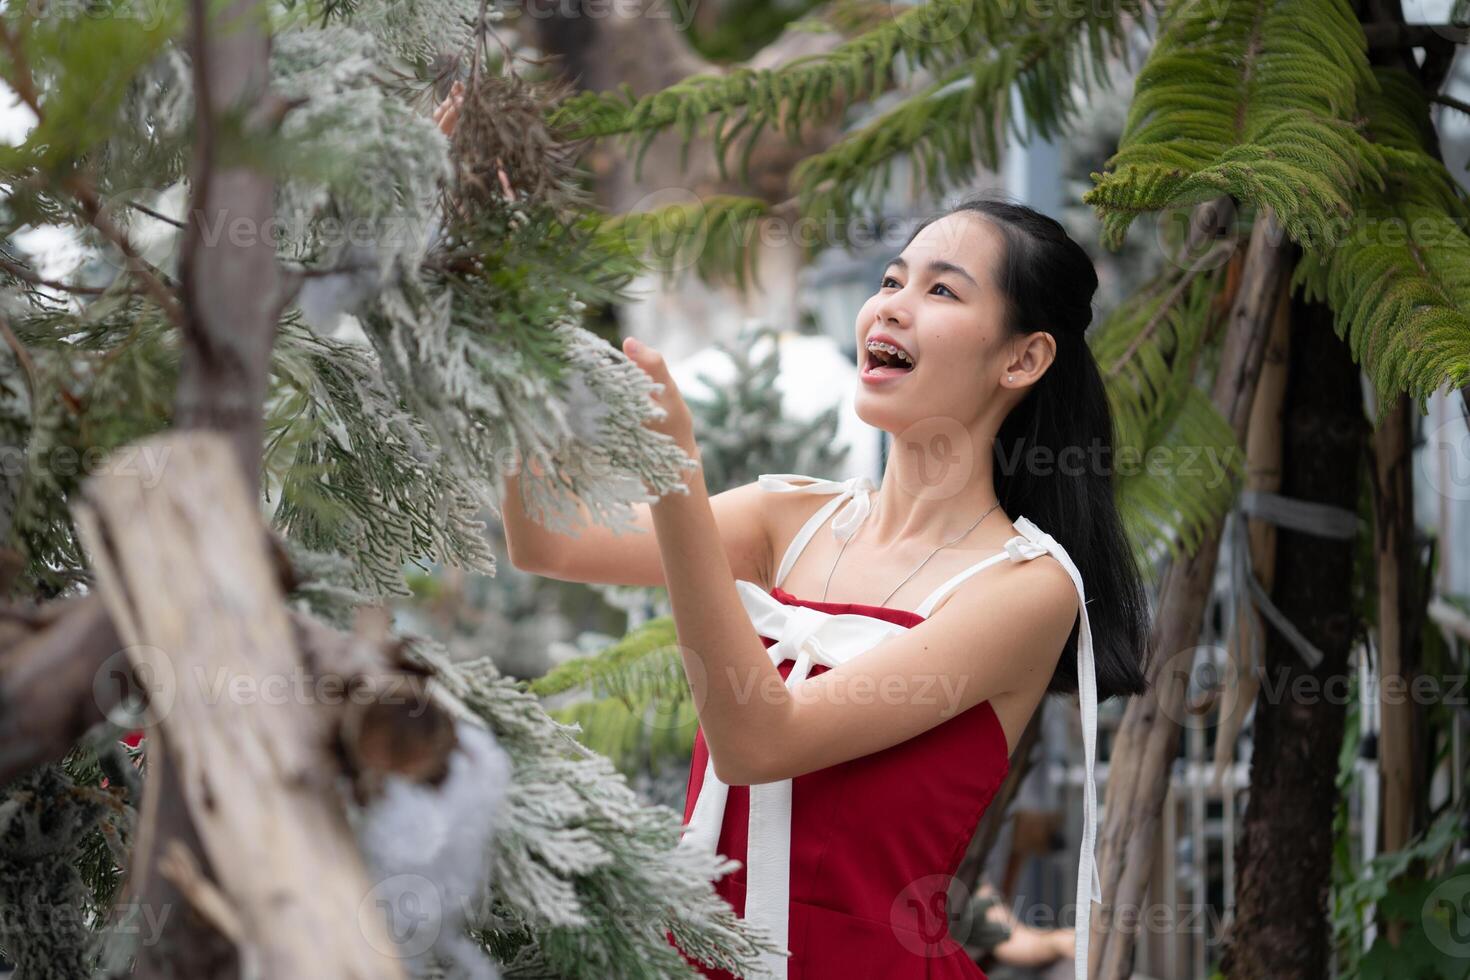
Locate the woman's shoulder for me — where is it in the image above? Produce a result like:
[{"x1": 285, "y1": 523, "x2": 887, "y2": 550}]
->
[{"x1": 750, "y1": 472, "x2": 852, "y2": 519}]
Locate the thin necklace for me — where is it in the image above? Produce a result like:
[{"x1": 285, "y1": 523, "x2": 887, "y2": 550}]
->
[{"x1": 821, "y1": 494, "x2": 1003, "y2": 607}]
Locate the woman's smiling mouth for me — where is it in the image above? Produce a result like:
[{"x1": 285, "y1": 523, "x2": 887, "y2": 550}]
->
[{"x1": 862, "y1": 336, "x2": 917, "y2": 383}]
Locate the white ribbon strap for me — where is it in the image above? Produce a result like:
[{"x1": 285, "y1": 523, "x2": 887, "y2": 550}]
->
[
  {"x1": 1008, "y1": 516, "x2": 1101, "y2": 980},
  {"x1": 755, "y1": 473, "x2": 877, "y2": 542},
  {"x1": 678, "y1": 581, "x2": 908, "y2": 980}
]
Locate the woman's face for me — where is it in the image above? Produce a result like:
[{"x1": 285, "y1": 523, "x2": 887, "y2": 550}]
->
[{"x1": 853, "y1": 210, "x2": 1013, "y2": 436}]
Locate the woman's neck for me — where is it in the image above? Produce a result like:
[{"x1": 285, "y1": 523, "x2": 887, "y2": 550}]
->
[{"x1": 867, "y1": 437, "x2": 1006, "y2": 550}]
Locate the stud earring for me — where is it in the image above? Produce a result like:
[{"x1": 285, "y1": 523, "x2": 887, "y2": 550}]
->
[{"x1": 1007, "y1": 375, "x2": 1014, "y2": 382}]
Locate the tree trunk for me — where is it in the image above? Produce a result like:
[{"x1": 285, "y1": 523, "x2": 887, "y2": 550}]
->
[
  {"x1": 174, "y1": 0, "x2": 284, "y2": 501},
  {"x1": 1210, "y1": 263, "x2": 1292, "y2": 790},
  {"x1": 73, "y1": 432, "x2": 409, "y2": 979},
  {"x1": 1361, "y1": 0, "x2": 1436, "y2": 943},
  {"x1": 1092, "y1": 209, "x2": 1296, "y2": 979},
  {"x1": 99, "y1": 0, "x2": 289, "y2": 970},
  {"x1": 1218, "y1": 293, "x2": 1365, "y2": 980},
  {"x1": 1371, "y1": 392, "x2": 1432, "y2": 946}
]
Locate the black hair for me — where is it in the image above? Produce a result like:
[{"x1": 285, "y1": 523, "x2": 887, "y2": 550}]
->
[{"x1": 902, "y1": 192, "x2": 1151, "y2": 703}]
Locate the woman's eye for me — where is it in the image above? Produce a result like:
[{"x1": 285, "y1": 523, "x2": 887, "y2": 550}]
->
[{"x1": 878, "y1": 275, "x2": 955, "y2": 298}]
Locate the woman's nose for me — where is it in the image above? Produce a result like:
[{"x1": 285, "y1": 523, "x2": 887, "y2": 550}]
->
[{"x1": 873, "y1": 292, "x2": 911, "y2": 328}]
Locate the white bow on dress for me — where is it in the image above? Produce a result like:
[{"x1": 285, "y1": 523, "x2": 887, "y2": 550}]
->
[
  {"x1": 681, "y1": 584, "x2": 911, "y2": 978},
  {"x1": 756, "y1": 473, "x2": 876, "y2": 539}
]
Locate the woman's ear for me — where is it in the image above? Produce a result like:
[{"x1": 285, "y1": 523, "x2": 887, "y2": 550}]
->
[{"x1": 1008, "y1": 331, "x2": 1057, "y2": 382}]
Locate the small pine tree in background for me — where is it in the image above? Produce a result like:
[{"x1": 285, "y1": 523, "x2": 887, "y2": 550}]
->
[
  {"x1": 684, "y1": 320, "x2": 850, "y2": 494},
  {"x1": 584, "y1": 318, "x2": 849, "y2": 616}
]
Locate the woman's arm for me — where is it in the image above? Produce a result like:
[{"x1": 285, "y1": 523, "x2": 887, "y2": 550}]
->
[
  {"x1": 503, "y1": 450, "x2": 773, "y2": 590},
  {"x1": 437, "y1": 92, "x2": 773, "y2": 587},
  {"x1": 625, "y1": 338, "x2": 1078, "y2": 786},
  {"x1": 734, "y1": 556, "x2": 1078, "y2": 784}
]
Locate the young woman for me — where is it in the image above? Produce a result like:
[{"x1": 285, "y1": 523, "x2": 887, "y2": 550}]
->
[{"x1": 501, "y1": 194, "x2": 1151, "y2": 980}]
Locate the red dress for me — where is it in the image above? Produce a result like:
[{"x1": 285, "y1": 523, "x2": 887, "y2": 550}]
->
[
  {"x1": 669, "y1": 586, "x2": 1008, "y2": 980},
  {"x1": 663, "y1": 473, "x2": 1102, "y2": 980}
]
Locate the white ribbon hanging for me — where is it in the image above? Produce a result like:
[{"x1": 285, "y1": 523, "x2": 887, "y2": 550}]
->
[
  {"x1": 677, "y1": 480, "x2": 1102, "y2": 980},
  {"x1": 680, "y1": 584, "x2": 912, "y2": 979},
  {"x1": 1006, "y1": 516, "x2": 1103, "y2": 980}
]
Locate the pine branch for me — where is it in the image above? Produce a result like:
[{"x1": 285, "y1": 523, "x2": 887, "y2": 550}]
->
[
  {"x1": 0, "y1": 10, "x2": 187, "y2": 329},
  {"x1": 546, "y1": 0, "x2": 1128, "y2": 182},
  {"x1": 1084, "y1": 0, "x2": 1390, "y2": 250},
  {"x1": 1090, "y1": 261, "x2": 1244, "y2": 562},
  {"x1": 1431, "y1": 92, "x2": 1470, "y2": 117},
  {"x1": 523, "y1": 319, "x2": 852, "y2": 774},
  {"x1": 529, "y1": 616, "x2": 681, "y2": 700},
  {"x1": 557, "y1": 0, "x2": 1155, "y2": 278},
  {"x1": 593, "y1": 194, "x2": 772, "y2": 290},
  {"x1": 0, "y1": 253, "x2": 121, "y2": 297},
  {"x1": 268, "y1": 316, "x2": 500, "y2": 600},
  {"x1": 268, "y1": 24, "x2": 452, "y2": 278},
  {"x1": 790, "y1": 2, "x2": 1147, "y2": 244},
  {"x1": 0, "y1": 763, "x2": 123, "y2": 977},
  {"x1": 1292, "y1": 66, "x2": 1470, "y2": 424},
  {"x1": 409, "y1": 642, "x2": 785, "y2": 979},
  {"x1": 0, "y1": 303, "x2": 178, "y2": 597}
]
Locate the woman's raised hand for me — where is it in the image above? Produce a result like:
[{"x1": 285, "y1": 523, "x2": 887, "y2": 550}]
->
[
  {"x1": 433, "y1": 80, "x2": 465, "y2": 137},
  {"x1": 623, "y1": 336, "x2": 696, "y2": 453}
]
